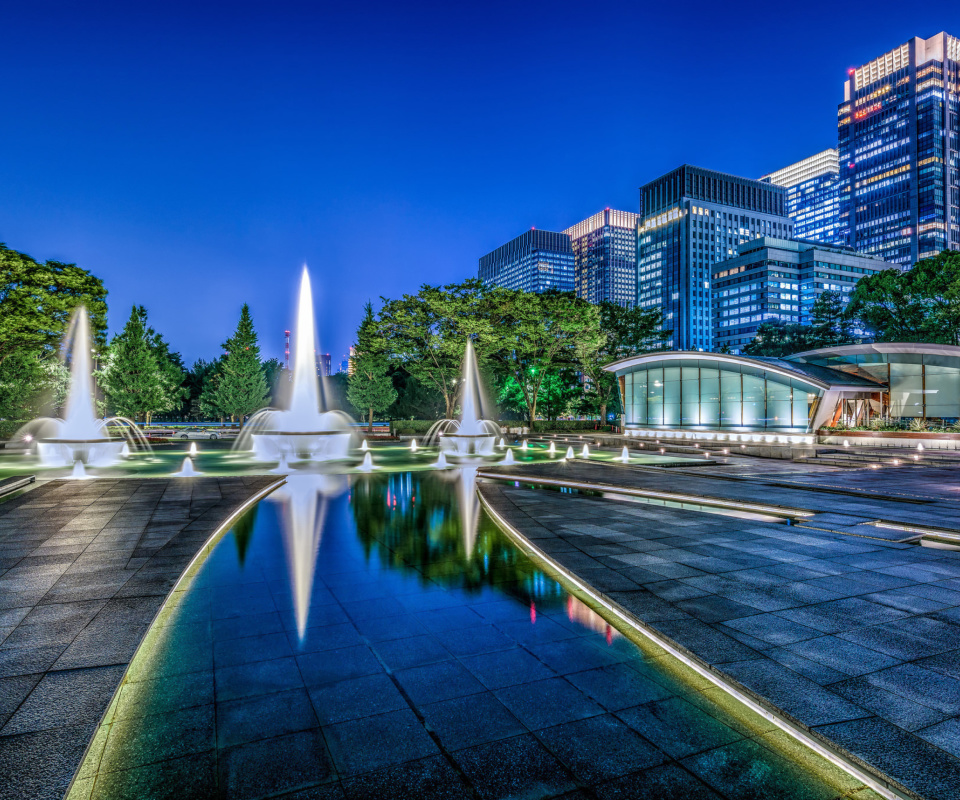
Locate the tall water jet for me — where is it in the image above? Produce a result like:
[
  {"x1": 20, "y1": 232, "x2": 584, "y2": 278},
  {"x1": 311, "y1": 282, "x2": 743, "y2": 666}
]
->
[
  {"x1": 458, "y1": 467, "x2": 481, "y2": 557},
  {"x1": 243, "y1": 268, "x2": 354, "y2": 462},
  {"x1": 424, "y1": 340, "x2": 499, "y2": 459},
  {"x1": 29, "y1": 308, "x2": 126, "y2": 467}
]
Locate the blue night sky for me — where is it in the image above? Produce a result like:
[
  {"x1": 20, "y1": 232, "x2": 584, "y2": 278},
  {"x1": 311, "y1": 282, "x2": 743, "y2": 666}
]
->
[{"x1": 1, "y1": 1, "x2": 956, "y2": 365}]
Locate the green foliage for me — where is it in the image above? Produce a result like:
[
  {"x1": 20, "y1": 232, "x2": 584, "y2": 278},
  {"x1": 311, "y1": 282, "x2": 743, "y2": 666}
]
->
[
  {"x1": 211, "y1": 304, "x2": 270, "y2": 426},
  {"x1": 486, "y1": 289, "x2": 600, "y2": 430},
  {"x1": 99, "y1": 306, "x2": 184, "y2": 422},
  {"x1": 374, "y1": 279, "x2": 500, "y2": 419},
  {"x1": 809, "y1": 290, "x2": 852, "y2": 348},
  {"x1": 347, "y1": 302, "x2": 398, "y2": 428},
  {"x1": 390, "y1": 368, "x2": 445, "y2": 420},
  {"x1": 846, "y1": 251, "x2": 960, "y2": 344},
  {"x1": 392, "y1": 419, "x2": 437, "y2": 436},
  {"x1": 0, "y1": 243, "x2": 107, "y2": 423},
  {"x1": 576, "y1": 301, "x2": 669, "y2": 422},
  {"x1": 262, "y1": 358, "x2": 285, "y2": 405},
  {"x1": 743, "y1": 320, "x2": 819, "y2": 358}
]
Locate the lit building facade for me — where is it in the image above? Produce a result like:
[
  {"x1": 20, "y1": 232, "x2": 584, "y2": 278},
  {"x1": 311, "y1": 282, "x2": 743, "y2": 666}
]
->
[
  {"x1": 763, "y1": 150, "x2": 844, "y2": 245},
  {"x1": 638, "y1": 166, "x2": 792, "y2": 351},
  {"x1": 838, "y1": 32, "x2": 960, "y2": 267},
  {"x1": 606, "y1": 344, "x2": 960, "y2": 439},
  {"x1": 712, "y1": 237, "x2": 890, "y2": 353},
  {"x1": 478, "y1": 229, "x2": 575, "y2": 294},
  {"x1": 564, "y1": 209, "x2": 639, "y2": 306}
]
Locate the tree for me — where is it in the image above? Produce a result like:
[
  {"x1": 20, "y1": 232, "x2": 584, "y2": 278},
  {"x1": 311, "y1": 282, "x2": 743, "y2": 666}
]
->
[
  {"x1": 0, "y1": 244, "x2": 107, "y2": 422},
  {"x1": 262, "y1": 358, "x2": 284, "y2": 406},
  {"x1": 99, "y1": 306, "x2": 168, "y2": 421},
  {"x1": 742, "y1": 320, "x2": 818, "y2": 358},
  {"x1": 576, "y1": 301, "x2": 669, "y2": 423},
  {"x1": 347, "y1": 302, "x2": 398, "y2": 430},
  {"x1": 809, "y1": 290, "x2": 853, "y2": 348},
  {"x1": 486, "y1": 289, "x2": 600, "y2": 431},
  {"x1": 390, "y1": 367, "x2": 445, "y2": 420},
  {"x1": 211, "y1": 304, "x2": 270, "y2": 427},
  {"x1": 375, "y1": 280, "x2": 498, "y2": 420}
]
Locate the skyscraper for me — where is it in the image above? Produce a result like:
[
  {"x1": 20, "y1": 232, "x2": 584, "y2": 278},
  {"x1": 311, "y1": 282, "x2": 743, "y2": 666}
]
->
[
  {"x1": 478, "y1": 229, "x2": 575, "y2": 294},
  {"x1": 763, "y1": 150, "x2": 844, "y2": 245},
  {"x1": 563, "y1": 209, "x2": 640, "y2": 307},
  {"x1": 838, "y1": 32, "x2": 960, "y2": 266},
  {"x1": 712, "y1": 237, "x2": 889, "y2": 353},
  {"x1": 638, "y1": 165, "x2": 792, "y2": 351}
]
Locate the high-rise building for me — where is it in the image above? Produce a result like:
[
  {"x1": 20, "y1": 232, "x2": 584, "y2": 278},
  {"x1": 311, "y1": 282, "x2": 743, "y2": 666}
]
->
[
  {"x1": 317, "y1": 353, "x2": 332, "y2": 377},
  {"x1": 478, "y1": 229, "x2": 575, "y2": 294},
  {"x1": 638, "y1": 165, "x2": 792, "y2": 351},
  {"x1": 712, "y1": 237, "x2": 890, "y2": 353},
  {"x1": 838, "y1": 32, "x2": 960, "y2": 267},
  {"x1": 563, "y1": 209, "x2": 640, "y2": 306},
  {"x1": 762, "y1": 150, "x2": 844, "y2": 245}
]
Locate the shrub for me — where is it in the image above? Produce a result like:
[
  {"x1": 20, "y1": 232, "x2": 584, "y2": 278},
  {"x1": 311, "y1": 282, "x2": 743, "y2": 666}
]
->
[
  {"x1": 908, "y1": 417, "x2": 928, "y2": 432},
  {"x1": 0, "y1": 420, "x2": 28, "y2": 440}
]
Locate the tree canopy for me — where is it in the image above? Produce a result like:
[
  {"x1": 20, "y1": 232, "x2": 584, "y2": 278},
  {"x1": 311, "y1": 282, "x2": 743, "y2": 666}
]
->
[
  {"x1": 211, "y1": 304, "x2": 270, "y2": 426},
  {"x1": 347, "y1": 302, "x2": 397, "y2": 429}
]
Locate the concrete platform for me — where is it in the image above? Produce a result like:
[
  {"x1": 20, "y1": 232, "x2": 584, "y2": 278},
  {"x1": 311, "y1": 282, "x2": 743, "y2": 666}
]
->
[
  {"x1": 0, "y1": 476, "x2": 281, "y2": 800},
  {"x1": 478, "y1": 466, "x2": 960, "y2": 800}
]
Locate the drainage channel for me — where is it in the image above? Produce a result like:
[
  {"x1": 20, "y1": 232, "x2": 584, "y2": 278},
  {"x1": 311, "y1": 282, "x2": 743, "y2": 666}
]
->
[{"x1": 476, "y1": 471, "x2": 810, "y2": 525}]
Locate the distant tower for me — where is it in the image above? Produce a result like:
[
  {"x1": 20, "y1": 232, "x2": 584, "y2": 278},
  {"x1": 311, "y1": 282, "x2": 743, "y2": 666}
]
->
[{"x1": 284, "y1": 330, "x2": 290, "y2": 370}]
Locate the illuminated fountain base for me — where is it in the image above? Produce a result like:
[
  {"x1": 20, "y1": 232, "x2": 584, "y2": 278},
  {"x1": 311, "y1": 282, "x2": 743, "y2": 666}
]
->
[
  {"x1": 251, "y1": 430, "x2": 353, "y2": 462},
  {"x1": 438, "y1": 433, "x2": 496, "y2": 459},
  {"x1": 37, "y1": 438, "x2": 126, "y2": 467}
]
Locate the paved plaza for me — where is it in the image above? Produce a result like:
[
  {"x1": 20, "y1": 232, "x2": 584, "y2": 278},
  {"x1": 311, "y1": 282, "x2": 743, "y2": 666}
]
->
[
  {"x1": 0, "y1": 477, "x2": 279, "y2": 800},
  {"x1": 480, "y1": 459, "x2": 960, "y2": 800}
]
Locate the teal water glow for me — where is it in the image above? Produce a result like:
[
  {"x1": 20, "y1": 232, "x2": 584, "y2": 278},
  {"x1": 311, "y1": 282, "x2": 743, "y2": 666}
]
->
[{"x1": 68, "y1": 470, "x2": 878, "y2": 800}]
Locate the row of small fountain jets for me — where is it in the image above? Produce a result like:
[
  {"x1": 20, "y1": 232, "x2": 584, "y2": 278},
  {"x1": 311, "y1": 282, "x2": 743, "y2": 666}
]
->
[{"x1": 17, "y1": 268, "x2": 635, "y2": 477}]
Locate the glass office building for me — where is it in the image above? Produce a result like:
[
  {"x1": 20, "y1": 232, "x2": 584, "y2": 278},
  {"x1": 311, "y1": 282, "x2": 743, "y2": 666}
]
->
[
  {"x1": 478, "y1": 229, "x2": 575, "y2": 294},
  {"x1": 763, "y1": 150, "x2": 844, "y2": 246},
  {"x1": 838, "y1": 32, "x2": 960, "y2": 267},
  {"x1": 712, "y1": 237, "x2": 889, "y2": 353},
  {"x1": 638, "y1": 166, "x2": 792, "y2": 351},
  {"x1": 607, "y1": 344, "x2": 960, "y2": 436},
  {"x1": 564, "y1": 209, "x2": 639, "y2": 307}
]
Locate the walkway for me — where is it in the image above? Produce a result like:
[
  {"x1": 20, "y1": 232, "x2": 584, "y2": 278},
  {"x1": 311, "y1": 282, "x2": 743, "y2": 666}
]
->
[
  {"x1": 478, "y1": 462, "x2": 960, "y2": 800},
  {"x1": 0, "y1": 476, "x2": 280, "y2": 800}
]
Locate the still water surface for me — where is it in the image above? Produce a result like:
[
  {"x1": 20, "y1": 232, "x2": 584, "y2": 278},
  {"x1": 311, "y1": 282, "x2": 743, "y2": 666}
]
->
[{"x1": 69, "y1": 470, "x2": 879, "y2": 800}]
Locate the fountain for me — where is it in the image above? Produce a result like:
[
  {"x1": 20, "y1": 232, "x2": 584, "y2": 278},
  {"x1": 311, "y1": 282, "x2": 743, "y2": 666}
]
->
[
  {"x1": 240, "y1": 269, "x2": 354, "y2": 462},
  {"x1": 189, "y1": 442, "x2": 198, "y2": 457},
  {"x1": 424, "y1": 340, "x2": 499, "y2": 459},
  {"x1": 69, "y1": 461, "x2": 91, "y2": 480},
  {"x1": 503, "y1": 449, "x2": 515, "y2": 465},
  {"x1": 548, "y1": 441, "x2": 557, "y2": 456},
  {"x1": 23, "y1": 308, "x2": 127, "y2": 467},
  {"x1": 521, "y1": 440, "x2": 528, "y2": 451},
  {"x1": 564, "y1": 446, "x2": 575, "y2": 459},
  {"x1": 357, "y1": 452, "x2": 374, "y2": 472},
  {"x1": 619, "y1": 446, "x2": 630, "y2": 463},
  {"x1": 580, "y1": 444, "x2": 590, "y2": 458},
  {"x1": 410, "y1": 439, "x2": 418, "y2": 452},
  {"x1": 497, "y1": 438, "x2": 505, "y2": 449},
  {"x1": 434, "y1": 452, "x2": 449, "y2": 469},
  {"x1": 271, "y1": 455, "x2": 290, "y2": 474},
  {"x1": 173, "y1": 457, "x2": 201, "y2": 477},
  {"x1": 361, "y1": 440, "x2": 368, "y2": 452}
]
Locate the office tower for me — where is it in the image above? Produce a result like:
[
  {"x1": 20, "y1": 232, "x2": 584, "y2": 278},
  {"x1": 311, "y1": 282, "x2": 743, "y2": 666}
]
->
[
  {"x1": 317, "y1": 353, "x2": 332, "y2": 377},
  {"x1": 762, "y1": 150, "x2": 844, "y2": 245},
  {"x1": 638, "y1": 165, "x2": 792, "y2": 351},
  {"x1": 838, "y1": 32, "x2": 960, "y2": 266},
  {"x1": 478, "y1": 229, "x2": 575, "y2": 293},
  {"x1": 712, "y1": 237, "x2": 890, "y2": 353},
  {"x1": 563, "y1": 209, "x2": 640, "y2": 306},
  {"x1": 284, "y1": 330, "x2": 290, "y2": 370}
]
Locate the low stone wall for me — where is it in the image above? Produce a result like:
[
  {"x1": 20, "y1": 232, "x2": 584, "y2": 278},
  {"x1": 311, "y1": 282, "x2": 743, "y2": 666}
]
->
[{"x1": 820, "y1": 431, "x2": 960, "y2": 450}]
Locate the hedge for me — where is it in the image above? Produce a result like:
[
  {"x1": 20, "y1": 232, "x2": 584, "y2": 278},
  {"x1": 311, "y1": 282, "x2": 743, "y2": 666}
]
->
[
  {"x1": 535, "y1": 420, "x2": 612, "y2": 432},
  {"x1": 0, "y1": 420, "x2": 28, "y2": 440}
]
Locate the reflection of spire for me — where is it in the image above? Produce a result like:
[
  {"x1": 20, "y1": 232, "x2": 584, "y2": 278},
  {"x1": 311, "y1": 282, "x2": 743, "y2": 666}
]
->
[
  {"x1": 272, "y1": 474, "x2": 347, "y2": 639},
  {"x1": 457, "y1": 467, "x2": 480, "y2": 558}
]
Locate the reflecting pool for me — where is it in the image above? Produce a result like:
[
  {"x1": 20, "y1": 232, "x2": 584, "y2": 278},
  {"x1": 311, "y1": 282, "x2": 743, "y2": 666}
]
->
[{"x1": 69, "y1": 470, "x2": 880, "y2": 800}]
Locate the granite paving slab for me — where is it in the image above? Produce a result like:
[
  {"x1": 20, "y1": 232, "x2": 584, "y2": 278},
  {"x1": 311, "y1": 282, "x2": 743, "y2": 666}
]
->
[
  {"x1": 0, "y1": 476, "x2": 280, "y2": 800},
  {"x1": 479, "y1": 475, "x2": 960, "y2": 800}
]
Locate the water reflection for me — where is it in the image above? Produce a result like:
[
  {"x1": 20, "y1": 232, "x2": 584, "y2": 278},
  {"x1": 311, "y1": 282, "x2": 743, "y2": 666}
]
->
[
  {"x1": 350, "y1": 468, "x2": 565, "y2": 609},
  {"x1": 270, "y1": 473, "x2": 348, "y2": 639}
]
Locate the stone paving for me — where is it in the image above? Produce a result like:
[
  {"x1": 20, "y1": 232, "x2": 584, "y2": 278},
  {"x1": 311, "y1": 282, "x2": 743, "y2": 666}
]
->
[
  {"x1": 478, "y1": 463, "x2": 960, "y2": 800},
  {"x1": 0, "y1": 476, "x2": 279, "y2": 800}
]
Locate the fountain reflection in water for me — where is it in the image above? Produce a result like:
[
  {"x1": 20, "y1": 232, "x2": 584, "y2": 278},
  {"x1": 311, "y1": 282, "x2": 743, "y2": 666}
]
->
[
  {"x1": 20, "y1": 308, "x2": 137, "y2": 466},
  {"x1": 271, "y1": 474, "x2": 347, "y2": 639},
  {"x1": 424, "y1": 340, "x2": 500, "y2": 459},
  {"x1": 239, "y1": 268, "x2": 354, "y2": 462}
]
